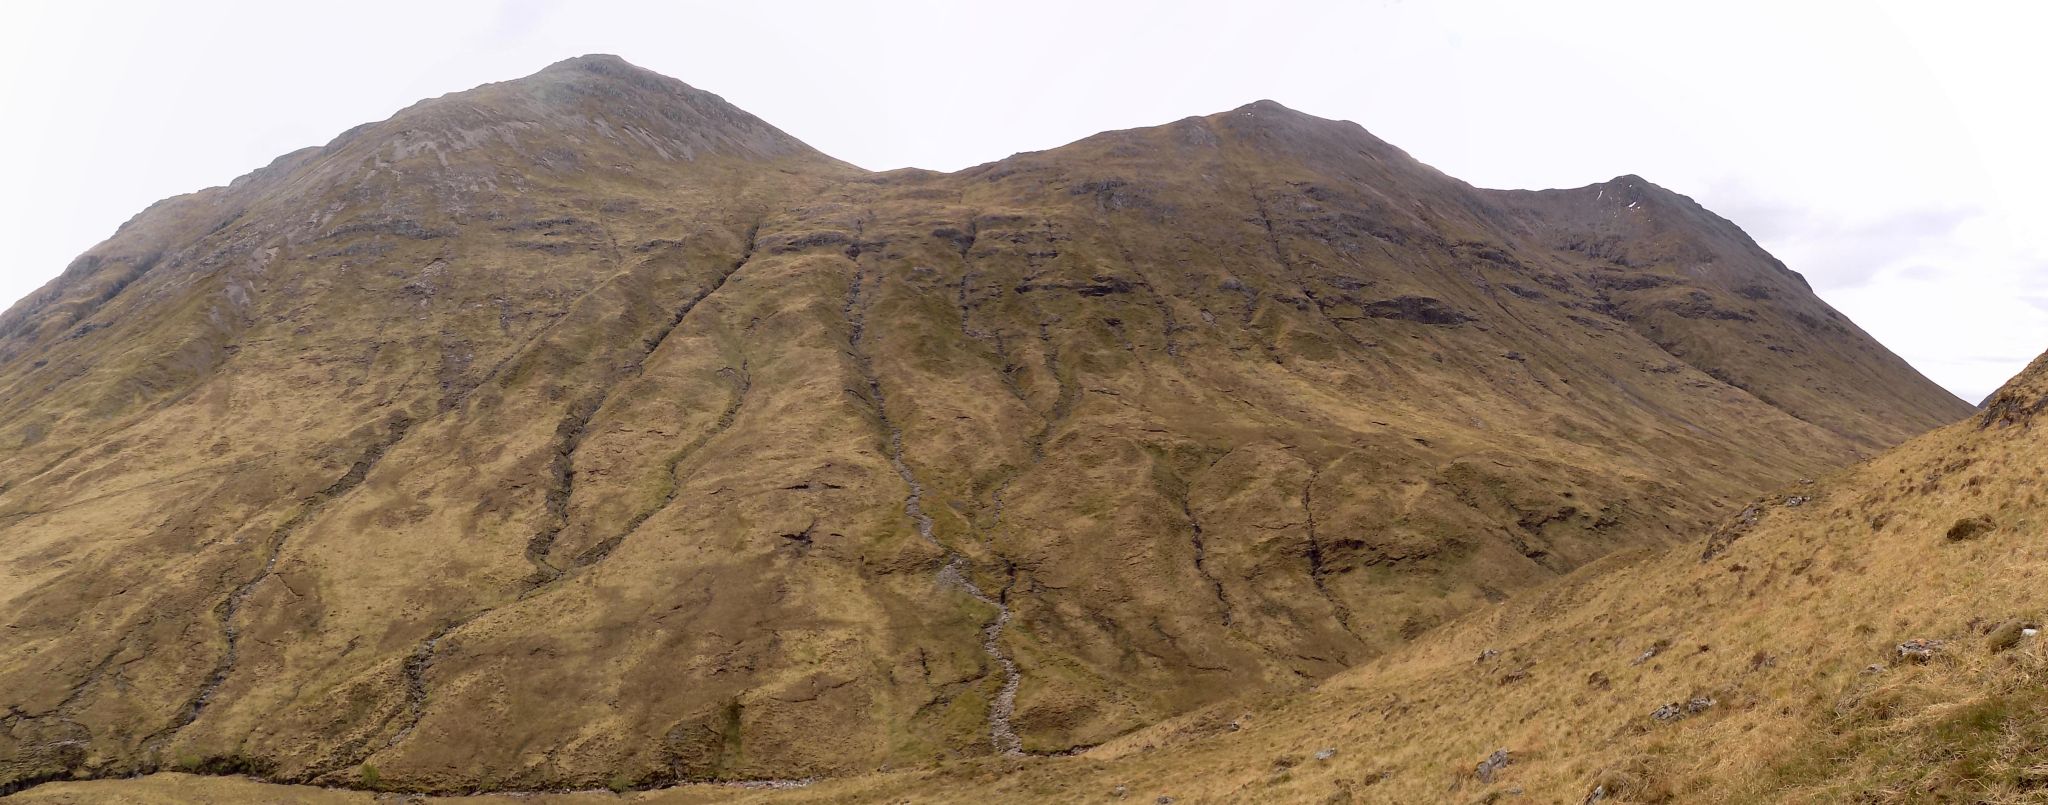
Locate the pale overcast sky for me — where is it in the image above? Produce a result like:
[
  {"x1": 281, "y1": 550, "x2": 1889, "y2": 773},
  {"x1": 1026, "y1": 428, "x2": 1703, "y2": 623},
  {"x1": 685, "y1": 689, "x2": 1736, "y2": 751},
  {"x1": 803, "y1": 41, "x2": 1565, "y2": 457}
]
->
[{"x1": 2, "y1": 0, "x2": 2042, "y2": 403}]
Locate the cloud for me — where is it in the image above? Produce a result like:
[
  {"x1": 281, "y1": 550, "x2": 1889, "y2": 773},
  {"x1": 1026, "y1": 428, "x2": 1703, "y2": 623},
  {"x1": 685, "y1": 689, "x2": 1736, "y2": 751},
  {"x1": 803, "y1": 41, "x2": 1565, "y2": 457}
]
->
[
  {"x1": 2023, "y1": 290, "x2": 2048, "y2": 316},
  {"x1": 1826, "y1": 255, "x2": 2048, "y2": 404},
  {"x1": 1708, "y1": 187, "x2": 1978, "y2": 290},
  {"x1": 1895, "y1": 264, "x2": 1947, "y2": 282},
  {"x1": 1694, "y1": 176, "x2": 2048, "y2": 403}
]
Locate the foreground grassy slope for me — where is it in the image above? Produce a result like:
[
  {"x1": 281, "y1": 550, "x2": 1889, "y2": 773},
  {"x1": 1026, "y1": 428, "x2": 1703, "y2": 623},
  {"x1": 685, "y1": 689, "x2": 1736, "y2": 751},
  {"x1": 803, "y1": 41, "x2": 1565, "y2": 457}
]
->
[{"x1": 0, "y1": 56, "x2": 1970, "y2": 794}]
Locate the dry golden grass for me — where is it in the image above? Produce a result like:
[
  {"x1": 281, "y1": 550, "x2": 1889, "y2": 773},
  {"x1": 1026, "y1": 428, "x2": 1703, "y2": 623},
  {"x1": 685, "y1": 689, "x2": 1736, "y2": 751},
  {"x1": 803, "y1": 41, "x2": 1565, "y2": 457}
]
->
[{"x1": 635, "y1": 364, "x2": 2044, "y2": 804}]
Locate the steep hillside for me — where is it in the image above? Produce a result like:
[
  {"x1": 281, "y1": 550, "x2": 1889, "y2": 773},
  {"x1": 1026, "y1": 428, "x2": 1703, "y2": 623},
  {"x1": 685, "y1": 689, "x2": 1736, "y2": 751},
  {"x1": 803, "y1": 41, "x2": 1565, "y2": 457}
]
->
[
  {"x1": 16, "y1": 354, "x2": 2041, "y2": 805},
  {"x1": 0, "y1": 56, "x2": 1968, "y2": 796},
  {"x1": 671, "y1": 349, "x2": 2041, "y2": 803},
  {"x1": 1484, "y1": 177, "x2": 1968, "y2": 449}
]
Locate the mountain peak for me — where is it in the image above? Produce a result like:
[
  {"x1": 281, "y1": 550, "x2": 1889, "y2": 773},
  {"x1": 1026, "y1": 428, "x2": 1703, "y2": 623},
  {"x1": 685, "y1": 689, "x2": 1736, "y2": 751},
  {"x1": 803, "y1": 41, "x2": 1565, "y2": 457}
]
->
[
  {"x1": 541, "y1": 53, "x2": 636, "y2": 72},
  {"x1": 1215, "y1": 98, "x2": 1346, "y2": 130},
  {"x1": 353, "y1": 54, "x2": 847, "y2": 168},
  {"x1": 1233, "y1": 98, "x2": 1303, "y2": 115},
  {"x1": 531, "y1": 53, "x2": 675, "y2": 90},
  {"x1": 1195, "y1": 96, "x2": 1419, "y2": 171},
  {"x1": 520, "y1": 52, "x2": 699, "y2": 97}
]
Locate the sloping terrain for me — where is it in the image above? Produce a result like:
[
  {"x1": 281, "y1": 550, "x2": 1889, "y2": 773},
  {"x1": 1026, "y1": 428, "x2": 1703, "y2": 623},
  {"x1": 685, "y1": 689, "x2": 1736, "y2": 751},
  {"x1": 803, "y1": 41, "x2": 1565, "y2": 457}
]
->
[
  {"x1": 1484, "y1": 177, "x2": 1968, "y2": 450},
  {"x1": 16, "y1": 355, "x2": 2042, "y2": 805},
  {"x1": 0, "y1": 56, "x2": 1968, "y2": 796}
]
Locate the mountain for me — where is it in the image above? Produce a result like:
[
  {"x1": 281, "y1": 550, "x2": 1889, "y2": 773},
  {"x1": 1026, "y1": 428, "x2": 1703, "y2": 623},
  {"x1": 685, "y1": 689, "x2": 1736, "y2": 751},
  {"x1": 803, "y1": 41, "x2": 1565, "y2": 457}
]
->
[{"x1": 0, "y1": 56, "x2": 1970, "y2": 796}]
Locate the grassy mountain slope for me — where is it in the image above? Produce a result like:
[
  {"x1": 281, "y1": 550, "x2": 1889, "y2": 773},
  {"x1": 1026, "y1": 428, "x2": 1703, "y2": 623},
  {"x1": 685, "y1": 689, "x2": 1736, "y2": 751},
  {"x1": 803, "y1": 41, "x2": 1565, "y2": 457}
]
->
[
  {"x1": 16, "y1": 353, "x2": 2042, "y2": 805},
  {"x1": 679, "y1": 350, "x2": 2043, "y2": 803},
  {"x1": 0, "y1": 56, "x2": 1970, "y2": 795}
]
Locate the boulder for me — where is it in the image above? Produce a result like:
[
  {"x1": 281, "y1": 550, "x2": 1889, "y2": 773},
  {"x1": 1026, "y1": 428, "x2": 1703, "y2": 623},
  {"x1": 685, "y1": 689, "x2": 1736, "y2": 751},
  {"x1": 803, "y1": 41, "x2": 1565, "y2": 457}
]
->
[
  {"x1": 1895, "y1": 638, "x2": 1944, "y2": 663},
  {"x1": 1477, "y1": 748, "x2": 1513, "y2": 783}
]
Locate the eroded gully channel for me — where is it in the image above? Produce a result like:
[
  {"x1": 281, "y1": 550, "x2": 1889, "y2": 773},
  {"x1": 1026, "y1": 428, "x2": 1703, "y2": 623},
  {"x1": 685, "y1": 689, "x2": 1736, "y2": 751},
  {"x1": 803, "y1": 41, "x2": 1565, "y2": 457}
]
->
[
  {"x1": 843, "y1": 237, "x2": 1024, "y2": 756},
  {"x1": 374, "y1": 227, "x2": 763, "y2": 759}
]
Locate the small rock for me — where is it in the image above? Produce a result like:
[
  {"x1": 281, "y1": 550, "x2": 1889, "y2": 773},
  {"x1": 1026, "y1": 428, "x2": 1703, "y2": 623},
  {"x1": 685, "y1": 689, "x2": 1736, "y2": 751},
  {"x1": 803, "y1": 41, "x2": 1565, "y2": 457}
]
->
[
  {"x1": 1861, "y1": 663, "x2": 1887, "y2": 675},
  {"x1": 1784, "y1": 495, "x2": 1810, "y2": 507},
  {"x1": 1987, "y1": 620, "x2": 2037, "y2": 653},
  {"x1": 1111, "y1": 784, "x2": 1128, "y2": 798},
  {"x1": 1797, "y1": 478, "x2": 1815, "y2": 485},
  {"x1": 1476, "y1": 748, "x2": 1512, "y2": 783},
  {"x1": 1156, "y1": 797, "x2": 1174, "y2": 805},
  {"x1": 1630, "y1": 638, "x2": 1672, "y2": 666},
  {"x1": 1315, "y1": 747, "x2": 1337, "y2": 761},
  {"x1": 1896, "y1": 638, "x2": 1944, "y2": 663},
  {"x1": 1652, "y1": 696, "x2": 1715, "y2": 722},
  {"x1": 1477, "y1": 648, "x2": 1500, "y2": 663},
  {"x1": 1583, "y1": 784, "x2": 1608, "y2": 804}
]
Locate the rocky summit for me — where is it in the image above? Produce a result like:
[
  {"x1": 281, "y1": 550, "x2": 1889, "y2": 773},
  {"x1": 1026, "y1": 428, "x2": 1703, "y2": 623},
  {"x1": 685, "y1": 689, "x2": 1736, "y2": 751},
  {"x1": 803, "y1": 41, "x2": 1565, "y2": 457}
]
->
[{"x1": 0, "y1": 55, "x2": 1971, "y2": 798}]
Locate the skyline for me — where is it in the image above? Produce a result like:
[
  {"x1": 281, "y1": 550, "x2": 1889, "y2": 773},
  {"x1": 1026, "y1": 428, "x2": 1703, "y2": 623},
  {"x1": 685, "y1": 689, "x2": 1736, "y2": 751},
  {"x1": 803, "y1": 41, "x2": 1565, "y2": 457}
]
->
[{"x1": 3, "y1": 0, "x2": 2042, "y2": 402}]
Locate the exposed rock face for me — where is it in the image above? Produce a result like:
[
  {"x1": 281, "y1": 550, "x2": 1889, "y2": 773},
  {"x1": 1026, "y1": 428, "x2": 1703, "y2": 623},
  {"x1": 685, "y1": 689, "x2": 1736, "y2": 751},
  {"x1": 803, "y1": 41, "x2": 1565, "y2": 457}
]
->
[
  {"x1": 1979, "y1": 351, "x2": 2048, "y2": 428},
  {"x1": 0, "y1": 56, "x2": 1969, "y2": 793}
]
